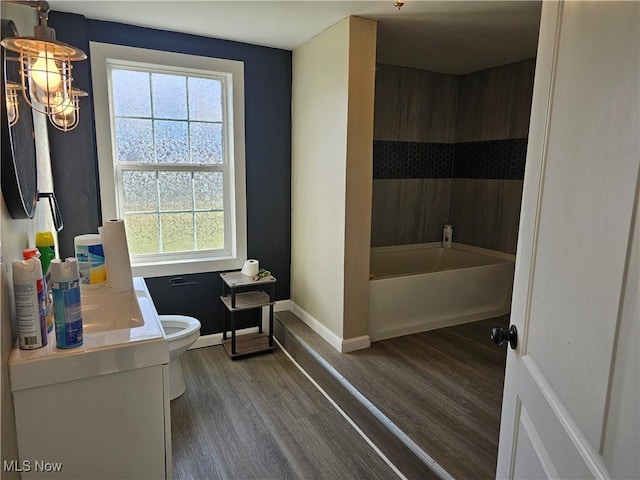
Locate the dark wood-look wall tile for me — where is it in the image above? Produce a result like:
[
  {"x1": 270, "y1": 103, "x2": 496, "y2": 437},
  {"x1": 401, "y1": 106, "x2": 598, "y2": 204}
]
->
[
  {"x1": 374, "y1": 64, "x2": 457, "y2": 143},
  {"x1": 373, "y1": 61, "x2": 534, "y2": 253},
  {"x1": 401, "y1": 67, "x2": 435, "y2": 143},
  {"x1": 472, "y1": 179, "x2": 504, "y2": 250},
  {"x1": 449, "y1": 179, "x2": 475, "y2": 246},
  {"x1": 499, "y1": 180, "x2": 524, "y2": 254},
  {"x1": 423, "y1": 179, "x2": 452, "y2": 242},
  {"x1": 371, "y1": 179, "x2": 401, "y2": 246},
  {"x1": 398, "y1": 179, "x2": 427, "y2": 244},
  {"x1": 479, "y1": 67, "x2": 515, "y2": 141},
  {"x1": 373, "y1": 66, "x2": 400, "y2": 141},
  {"x1": 509, "y1": 58, "x2": 536, "y2": 138},
  {"x1": 427, "y1": 74, "x2": 458, "y2": 143},
  {"x1": 456, "y1": 60, "x2": 535, "y2": 143},
  {"x1": 455, "y1": 73, "x2": 485, "y2": 143}
]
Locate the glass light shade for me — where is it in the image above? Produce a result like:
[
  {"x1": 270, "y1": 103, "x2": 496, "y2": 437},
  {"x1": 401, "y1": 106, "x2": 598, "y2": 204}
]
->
[
  {"x1": 49, "y1": 87, "x2": 87, "y2": 132},
  {"x1": 5, "y1": 81, "x2": 20, "y2": 127},
  {"x1": 1, "y1": 36, "x2": 86, "y2": 116}
]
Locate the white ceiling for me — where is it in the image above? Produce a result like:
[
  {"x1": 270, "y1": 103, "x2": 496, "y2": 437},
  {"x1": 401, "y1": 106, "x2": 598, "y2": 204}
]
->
[{"x1": 46, "y1": 0, "x2": 542, "y2": 74}]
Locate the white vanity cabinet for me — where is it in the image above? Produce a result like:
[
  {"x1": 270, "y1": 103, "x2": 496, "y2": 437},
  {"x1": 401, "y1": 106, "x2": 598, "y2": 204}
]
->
[{"x1": 9, "y1": 278, "x2": 172, "y2": 479}]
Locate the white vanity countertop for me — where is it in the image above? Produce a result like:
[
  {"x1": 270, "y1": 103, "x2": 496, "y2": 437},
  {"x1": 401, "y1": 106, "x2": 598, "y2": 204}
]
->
[{"x1": 9, "y1": 277, "x2": 170, "y2": 391}]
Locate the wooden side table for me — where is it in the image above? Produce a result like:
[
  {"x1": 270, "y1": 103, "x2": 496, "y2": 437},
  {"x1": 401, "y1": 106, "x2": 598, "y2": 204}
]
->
[{"x1": 220, "y1": 271, "x2": 276, "y2": 359}]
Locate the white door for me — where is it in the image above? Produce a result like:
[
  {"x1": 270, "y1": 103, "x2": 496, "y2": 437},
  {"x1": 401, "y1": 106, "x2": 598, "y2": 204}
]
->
[{"x1": 496, "y1": 2, "x2": 639, "y2": 479}]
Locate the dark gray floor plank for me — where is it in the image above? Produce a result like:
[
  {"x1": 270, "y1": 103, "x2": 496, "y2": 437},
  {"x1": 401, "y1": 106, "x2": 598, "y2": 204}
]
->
[
  {"x1": 276, "y1": 312, "x2": 509, "y2": 480},
  {"x1": 171, "y1": 345, "x2": 399, "y2": 480}
]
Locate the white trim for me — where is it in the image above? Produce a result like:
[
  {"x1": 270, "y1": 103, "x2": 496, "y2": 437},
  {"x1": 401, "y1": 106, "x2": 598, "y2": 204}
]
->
[
  {"x1": 190, "y1": 300, "x2": 291, "y2": 350},
  {"x1": 341, "y1": 335, "x2": 371, "y2": 353},
  {"x1": 523, "y1": 357, "x2": 612, "y2": 479},
  {"x1": 290, "y1": 302, "x2": 370, "y2": 353},
  {"x1": 161, "y1": 363, "x2": 173, "y2": 479},
  {"x1": 190, "y1": 326, "x2": 258, "y2": 350},
  {"x1": 519, "y1": 405, "x2": 560, "y2": 479},
  {"x1": 89, "y1": 41, "x2": 247, "y2": 278},
  {"x1": 261, "y1": 299, "x2": 292, "y2": 330},
  {"x1": 497, "y1": 3, "x2": 562, "y2": 475},
  {"x1": 274, "y1": 299, "x2": 291, "y2": 312},
  {"x1": 291, "y1": 302, "x2": 343, "y2": 353}
]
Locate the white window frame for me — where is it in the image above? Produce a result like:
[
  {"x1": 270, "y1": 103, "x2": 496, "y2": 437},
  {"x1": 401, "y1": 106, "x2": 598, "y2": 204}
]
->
[{"x1": 90, "y1": 42, "x2": 247, "y2": 278}]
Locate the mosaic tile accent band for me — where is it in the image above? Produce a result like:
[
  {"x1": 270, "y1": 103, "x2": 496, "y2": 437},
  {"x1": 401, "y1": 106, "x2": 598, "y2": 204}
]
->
[
  {"x1": 373, "y1": 142, "x2": 454, "y2": 179},
  {"x1": 373, "y1": 138, "x2": 528, "y2": 180}
]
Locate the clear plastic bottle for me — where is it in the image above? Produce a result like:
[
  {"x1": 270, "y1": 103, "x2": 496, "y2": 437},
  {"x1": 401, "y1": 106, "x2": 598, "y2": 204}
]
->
[{"x1": 443, "y1": 224, "x2": 453, "y2": 248}]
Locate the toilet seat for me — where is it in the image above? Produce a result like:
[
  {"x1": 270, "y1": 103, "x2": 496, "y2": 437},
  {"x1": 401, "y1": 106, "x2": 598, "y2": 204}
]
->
[
  {"x1": 159, "y1": 315, "x2": 201, "y2": 341},
  {"x1": 159, "y1": 315, "x2": 201, "y2": 400}
]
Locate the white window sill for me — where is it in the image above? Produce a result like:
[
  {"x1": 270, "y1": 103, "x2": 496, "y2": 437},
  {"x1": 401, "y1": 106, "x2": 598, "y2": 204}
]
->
[{"x1": 131, "y1": 255, "x2": 245, "y2": 278}]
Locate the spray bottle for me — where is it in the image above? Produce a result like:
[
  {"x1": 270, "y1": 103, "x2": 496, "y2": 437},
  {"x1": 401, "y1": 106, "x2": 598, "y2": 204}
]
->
[
  {"x1": 12, "y1": 258, "x2": 48, "y2": 349},
  {"x1": 23, "y1": 248, "x2": 54, "y2": 334},
  {"x1": 50, "y1": 258, "x2": 83, "y2": 348}
]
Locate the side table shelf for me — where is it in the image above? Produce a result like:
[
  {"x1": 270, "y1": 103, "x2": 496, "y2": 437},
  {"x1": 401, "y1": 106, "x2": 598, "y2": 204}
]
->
[
  {"x1": 220, "y1": 271, "x2": 276, "y2": 359},
  {"x1": 220, "y1": 291, "x2": 274, "y2": 311}
]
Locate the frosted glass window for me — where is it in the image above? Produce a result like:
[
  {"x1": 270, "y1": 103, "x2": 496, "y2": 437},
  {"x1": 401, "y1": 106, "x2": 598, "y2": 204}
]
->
[
  {"x1": 125, "y1": 214, "x2": 159, "y2": 255},
  {"x1": 112, "y1": 70, "x2": 151, "y2": 117},
  {"x1": 158, "y1": 172, "x2": 193, "y2": 212},
  {"x1": 191, "y1": 122, "x2": 223, "y2": 164},
  {"x1": 122, "y1": 171, "x2": 158, "y2": 212},
  {"x1": 194, "y1": 172, "x2": 223, "y2": 210},
  {"x1": 188, "y1": 77, "x2": 222, "y2": 122},
  {"x1": 105, "y1": 55, "x2": 241, "y2": 266},
  {"x1": 195, "y1": 212, "x2": 224, "y2": 250},
  {"x1": 154, "y1": 120, "x2": 189, "y2": 163},
  {"x1": 115, "y1": 119, "x2": 154, "y2": 162},
  {"x1": 161, "y1": 213, "x2": 194, "y2": 252},
  {"x1": 152, "y1": 73, "x2": 187, "y2": 120}
]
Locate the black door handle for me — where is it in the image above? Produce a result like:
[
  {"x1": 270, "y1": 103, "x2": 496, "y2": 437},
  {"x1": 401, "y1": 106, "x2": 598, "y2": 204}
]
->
[{"x1": 491, "y1": 325, "x2": 518, "y2": 349}]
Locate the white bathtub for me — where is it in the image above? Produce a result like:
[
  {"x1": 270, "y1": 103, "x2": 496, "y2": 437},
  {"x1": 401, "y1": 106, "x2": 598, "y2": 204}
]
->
[{"x1": 368, "y1": 243, "x2": 515, "y2": 342}]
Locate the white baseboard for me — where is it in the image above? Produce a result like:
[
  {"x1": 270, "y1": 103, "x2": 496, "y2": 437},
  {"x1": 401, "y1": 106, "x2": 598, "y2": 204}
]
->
[
  {"x1": 190, "y1": 327, "x2": 259, "y2": 349},
  {"x1": 290, "y1": 302, "x2": 370, "y2": 353},
  {"x1": 342, "y1": 335, "x2": 371, "y2": 353},
  {"x1": 190, "y1": 299, "x2": 292, "y2": 350},
  {"x1": 274, "y1": 299, "x2": 291, "y2": 312}
]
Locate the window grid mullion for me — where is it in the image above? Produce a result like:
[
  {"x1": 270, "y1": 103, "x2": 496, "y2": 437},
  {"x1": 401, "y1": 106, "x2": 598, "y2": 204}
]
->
[
  {"x1": 118, "y1": 163, "x2": 224, "y2": 173},
  {"x1": 221, "y1": 75, "x2": 230, "y2": 251}
]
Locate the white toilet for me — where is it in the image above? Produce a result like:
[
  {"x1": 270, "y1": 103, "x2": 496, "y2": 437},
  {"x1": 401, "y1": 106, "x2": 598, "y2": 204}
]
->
[{"x1": 159, "y1": 315, "x2": 201, "y2": 400}]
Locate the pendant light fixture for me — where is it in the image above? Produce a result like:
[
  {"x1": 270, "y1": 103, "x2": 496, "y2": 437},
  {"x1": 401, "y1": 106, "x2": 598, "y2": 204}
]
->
[{"x1": 1, "y1": 0, "x2": 87, "y2": 131}]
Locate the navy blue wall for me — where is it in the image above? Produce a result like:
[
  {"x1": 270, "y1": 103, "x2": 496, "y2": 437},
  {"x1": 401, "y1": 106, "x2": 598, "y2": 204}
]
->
[{"x1": 48, "y1": 12, "x2": 292, "y2": 335}]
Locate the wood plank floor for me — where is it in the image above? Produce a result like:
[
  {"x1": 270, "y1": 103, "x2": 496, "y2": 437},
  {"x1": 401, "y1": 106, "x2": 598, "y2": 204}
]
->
[
  {"x1": 171, "y1": 345, "x2": 399, "y2": 480},
  {"x1": 276, "y1": 312, "x2": 509, "y2": 480}
]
